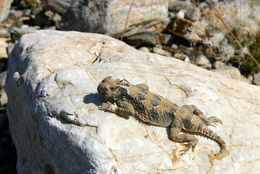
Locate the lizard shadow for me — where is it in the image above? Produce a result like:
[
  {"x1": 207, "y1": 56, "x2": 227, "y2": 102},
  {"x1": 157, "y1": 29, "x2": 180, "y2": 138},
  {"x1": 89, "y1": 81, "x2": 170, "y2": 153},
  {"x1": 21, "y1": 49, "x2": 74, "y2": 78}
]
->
[{"x1": 83, "y1": 92, "x2": 105, "y2": 106}]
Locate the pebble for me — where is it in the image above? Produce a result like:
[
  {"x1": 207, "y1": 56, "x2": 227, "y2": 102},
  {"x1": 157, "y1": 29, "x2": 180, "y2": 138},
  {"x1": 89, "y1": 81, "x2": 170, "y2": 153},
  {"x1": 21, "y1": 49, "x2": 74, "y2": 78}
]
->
[
  {"x1": 213, "y1": 61, "x2": 226, "y2": 69},
  {"x1": 139, "y1": 47, "x2": 150, "y2": 53},
  {"x1": 173, "y1": 53, "x2": 190, "y2": 62},
  {"x1": 195, "y1": 54, "x2": 211, "y2": 68}
]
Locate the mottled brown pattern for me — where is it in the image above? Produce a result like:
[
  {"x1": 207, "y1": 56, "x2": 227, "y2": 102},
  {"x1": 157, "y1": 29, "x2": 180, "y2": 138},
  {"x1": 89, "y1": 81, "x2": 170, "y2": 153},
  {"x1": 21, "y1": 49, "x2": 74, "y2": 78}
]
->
[{"x1": 97, "y1": 76, "x2": 229, "y2": 161}]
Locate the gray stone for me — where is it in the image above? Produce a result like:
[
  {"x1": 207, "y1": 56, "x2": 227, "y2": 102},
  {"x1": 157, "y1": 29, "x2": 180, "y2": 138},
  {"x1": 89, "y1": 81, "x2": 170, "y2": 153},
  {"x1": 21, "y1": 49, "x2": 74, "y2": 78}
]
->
[
  {"x1": 6, "y1": 30, "x2": 260, "y2": 173},
  {"x1": 59, "y1": 0, "x2": 169, "y2": 38},
  {"x1": 0, "y1": 0, "x2": 13, "y2": 22},
  {"x1": 44, "y1": 0, "x2": 73, "y2": 14}
]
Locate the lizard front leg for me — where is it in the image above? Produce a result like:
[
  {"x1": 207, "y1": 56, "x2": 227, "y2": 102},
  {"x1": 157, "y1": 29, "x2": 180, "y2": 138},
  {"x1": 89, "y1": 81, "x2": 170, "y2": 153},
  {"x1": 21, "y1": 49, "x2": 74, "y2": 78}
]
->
[{"x1": 99, "y1": 101, "x2": 135, "y2": 119}]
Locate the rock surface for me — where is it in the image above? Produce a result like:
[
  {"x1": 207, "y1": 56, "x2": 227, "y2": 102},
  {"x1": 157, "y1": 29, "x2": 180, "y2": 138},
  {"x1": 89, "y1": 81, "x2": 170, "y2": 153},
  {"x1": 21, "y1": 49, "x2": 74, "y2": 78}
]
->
[
  {"x1": 0, "y1": 0, "x2": 13, "y2": 22},
  {"x1": 6, "y1": 30, "x2": 260, "y2": 174},
  {"x1": 58, "y1": 0, "x2": 169, "y2": 37}
]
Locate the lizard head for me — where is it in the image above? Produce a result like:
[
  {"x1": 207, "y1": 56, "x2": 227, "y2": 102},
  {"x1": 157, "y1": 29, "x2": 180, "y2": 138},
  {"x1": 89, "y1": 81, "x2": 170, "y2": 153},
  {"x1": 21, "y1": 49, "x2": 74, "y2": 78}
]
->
[
  {"x1": 98, "y1": 76, "x2": 131, "y2": 102},
  {"x1": 97, "y1": 76, "x2": 120, "y2": 102}
]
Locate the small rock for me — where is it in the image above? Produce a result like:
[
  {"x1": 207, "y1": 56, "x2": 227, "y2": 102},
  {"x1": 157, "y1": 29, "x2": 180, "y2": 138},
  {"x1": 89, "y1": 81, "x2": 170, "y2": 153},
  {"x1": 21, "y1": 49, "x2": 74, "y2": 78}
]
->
[
  {"x1": 173, "y1": 53, "x2": 190, "y2": 62},
  {"x1": 9, "y1": 25, "x2": 38, "y2": 42},
  {"x1": 138, "y1": 47, "x2": 150, "y2": 53},
  {"x1": 0, "y1": 27, "x2": 10, "y2": 38},
  {"x1": 53, "y1": 13, "x2": 61, "y2": 28},
  {"x1": 253, "y1": 72, "x2": 260, "y2": 86},
  {"x1": 153, "y1": 46, "x2": 172, "y2": 57},
  {"x1": 168, "y1": 1, "x2": 190, "y2": 12},
  {"x1": 204, "y1": 28, "x2": 225, "y2": 48},
  {"x1": 248, "y1": 75, "x2": 253, "y2": 84},
  {"x1": 213, "y1": 61, "x2": 226, "y2": 69},
  {"x1": 218, "y1": 39, "x2": 234, "y2": 61},
  {"x1": 195, "y1": 54, "x2": 211, "y2": 68},
  {"x1": 161, "y1": 33, "x2": 173, "y2": 45},
  {"x1": 0, "y1": 88, "x2": 7, "y2": 106},
  {"x1": 0, "y1": 38, "x2": 8, "y2": 58},
  {"x1": 124, "y1": 32, "x2": 163, "y2": 47},
  {"x1": 212, "y1": 66, "x2": 248, "y2": 83},
  {"x1": 22, "y1": 9, "x2": 32, "y2": 17},
  {"x1": 176, "y1": 10, "x2": 185, "y2": 19},
  {"x1": 0, "y1": 71, "x2": 6, "y2": 87},
  {"x1": 0, "y1": 0, "x2": 14, "y2": 22},
  {"x1": 171, "y1": 44, "x2": 178, "y2": 49},
  {"x1": 168, "y1": 1, "x2": 201, "y2": 21},
  {"x1": 185, "y1": 7, "x2": 201, "y2": 21}
]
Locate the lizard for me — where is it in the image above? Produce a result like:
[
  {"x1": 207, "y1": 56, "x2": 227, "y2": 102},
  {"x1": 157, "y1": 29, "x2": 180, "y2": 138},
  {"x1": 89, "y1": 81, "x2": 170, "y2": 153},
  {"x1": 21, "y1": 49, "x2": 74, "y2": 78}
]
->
[{"x1": 97, "y1": 76, "x2": 229, "y2": 160}]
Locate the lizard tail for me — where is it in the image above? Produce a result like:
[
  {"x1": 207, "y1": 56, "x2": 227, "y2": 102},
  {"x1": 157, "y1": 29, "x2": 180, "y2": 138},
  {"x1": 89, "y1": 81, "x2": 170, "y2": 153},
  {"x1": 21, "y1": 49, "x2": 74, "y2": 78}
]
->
[{"x1": 183, "y1": 117, "x2": 229, "y2": 160}]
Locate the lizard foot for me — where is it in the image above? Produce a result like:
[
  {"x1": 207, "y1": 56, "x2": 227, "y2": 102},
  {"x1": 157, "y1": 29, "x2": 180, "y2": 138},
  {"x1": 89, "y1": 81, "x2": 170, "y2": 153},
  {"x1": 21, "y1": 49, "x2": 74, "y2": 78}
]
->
[
  {"x1": 206, "y1": 116, "x2": 223, "y2": 127},
  {"x1": 98, "y1": 102, "x2": 116, "y2": 113}
]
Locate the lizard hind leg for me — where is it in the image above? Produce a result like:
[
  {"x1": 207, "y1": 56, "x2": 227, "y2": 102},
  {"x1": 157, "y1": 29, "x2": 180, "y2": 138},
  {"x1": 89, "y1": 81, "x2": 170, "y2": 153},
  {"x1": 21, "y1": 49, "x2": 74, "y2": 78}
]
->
[{"x1": 169, "y1": 126, "x2": 198, "y2": 155}]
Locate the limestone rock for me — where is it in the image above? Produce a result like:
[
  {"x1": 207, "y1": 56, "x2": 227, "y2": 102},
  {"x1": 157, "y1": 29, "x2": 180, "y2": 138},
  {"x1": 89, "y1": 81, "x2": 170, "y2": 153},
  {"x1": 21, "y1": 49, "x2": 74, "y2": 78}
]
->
[
  {"x1": 0, "y1": 0, "x2": 13, "y2": 22},
  {"x1": 6, "y1": 30, "x2": 260, "y2": 174},
  {"x1": 58, "y1": 0, "x2": 169, "y2": 38}
]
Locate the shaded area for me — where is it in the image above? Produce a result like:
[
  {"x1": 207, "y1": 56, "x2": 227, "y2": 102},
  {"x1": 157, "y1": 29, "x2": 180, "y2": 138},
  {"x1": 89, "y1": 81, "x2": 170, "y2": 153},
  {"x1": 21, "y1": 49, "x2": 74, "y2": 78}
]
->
[
  {"x1": 0, "y1": 112, "x2": 16, "y2": 174},
  {"x1": 83, "y1": 92, "x2": 104, "y2": 106}
]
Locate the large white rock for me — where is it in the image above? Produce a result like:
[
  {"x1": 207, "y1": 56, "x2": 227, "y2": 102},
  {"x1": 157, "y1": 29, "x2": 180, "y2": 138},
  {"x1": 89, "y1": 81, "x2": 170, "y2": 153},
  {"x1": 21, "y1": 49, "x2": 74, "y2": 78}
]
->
[{"x1": 6, "y1": 30, "x2": 260, "y2": 174}]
